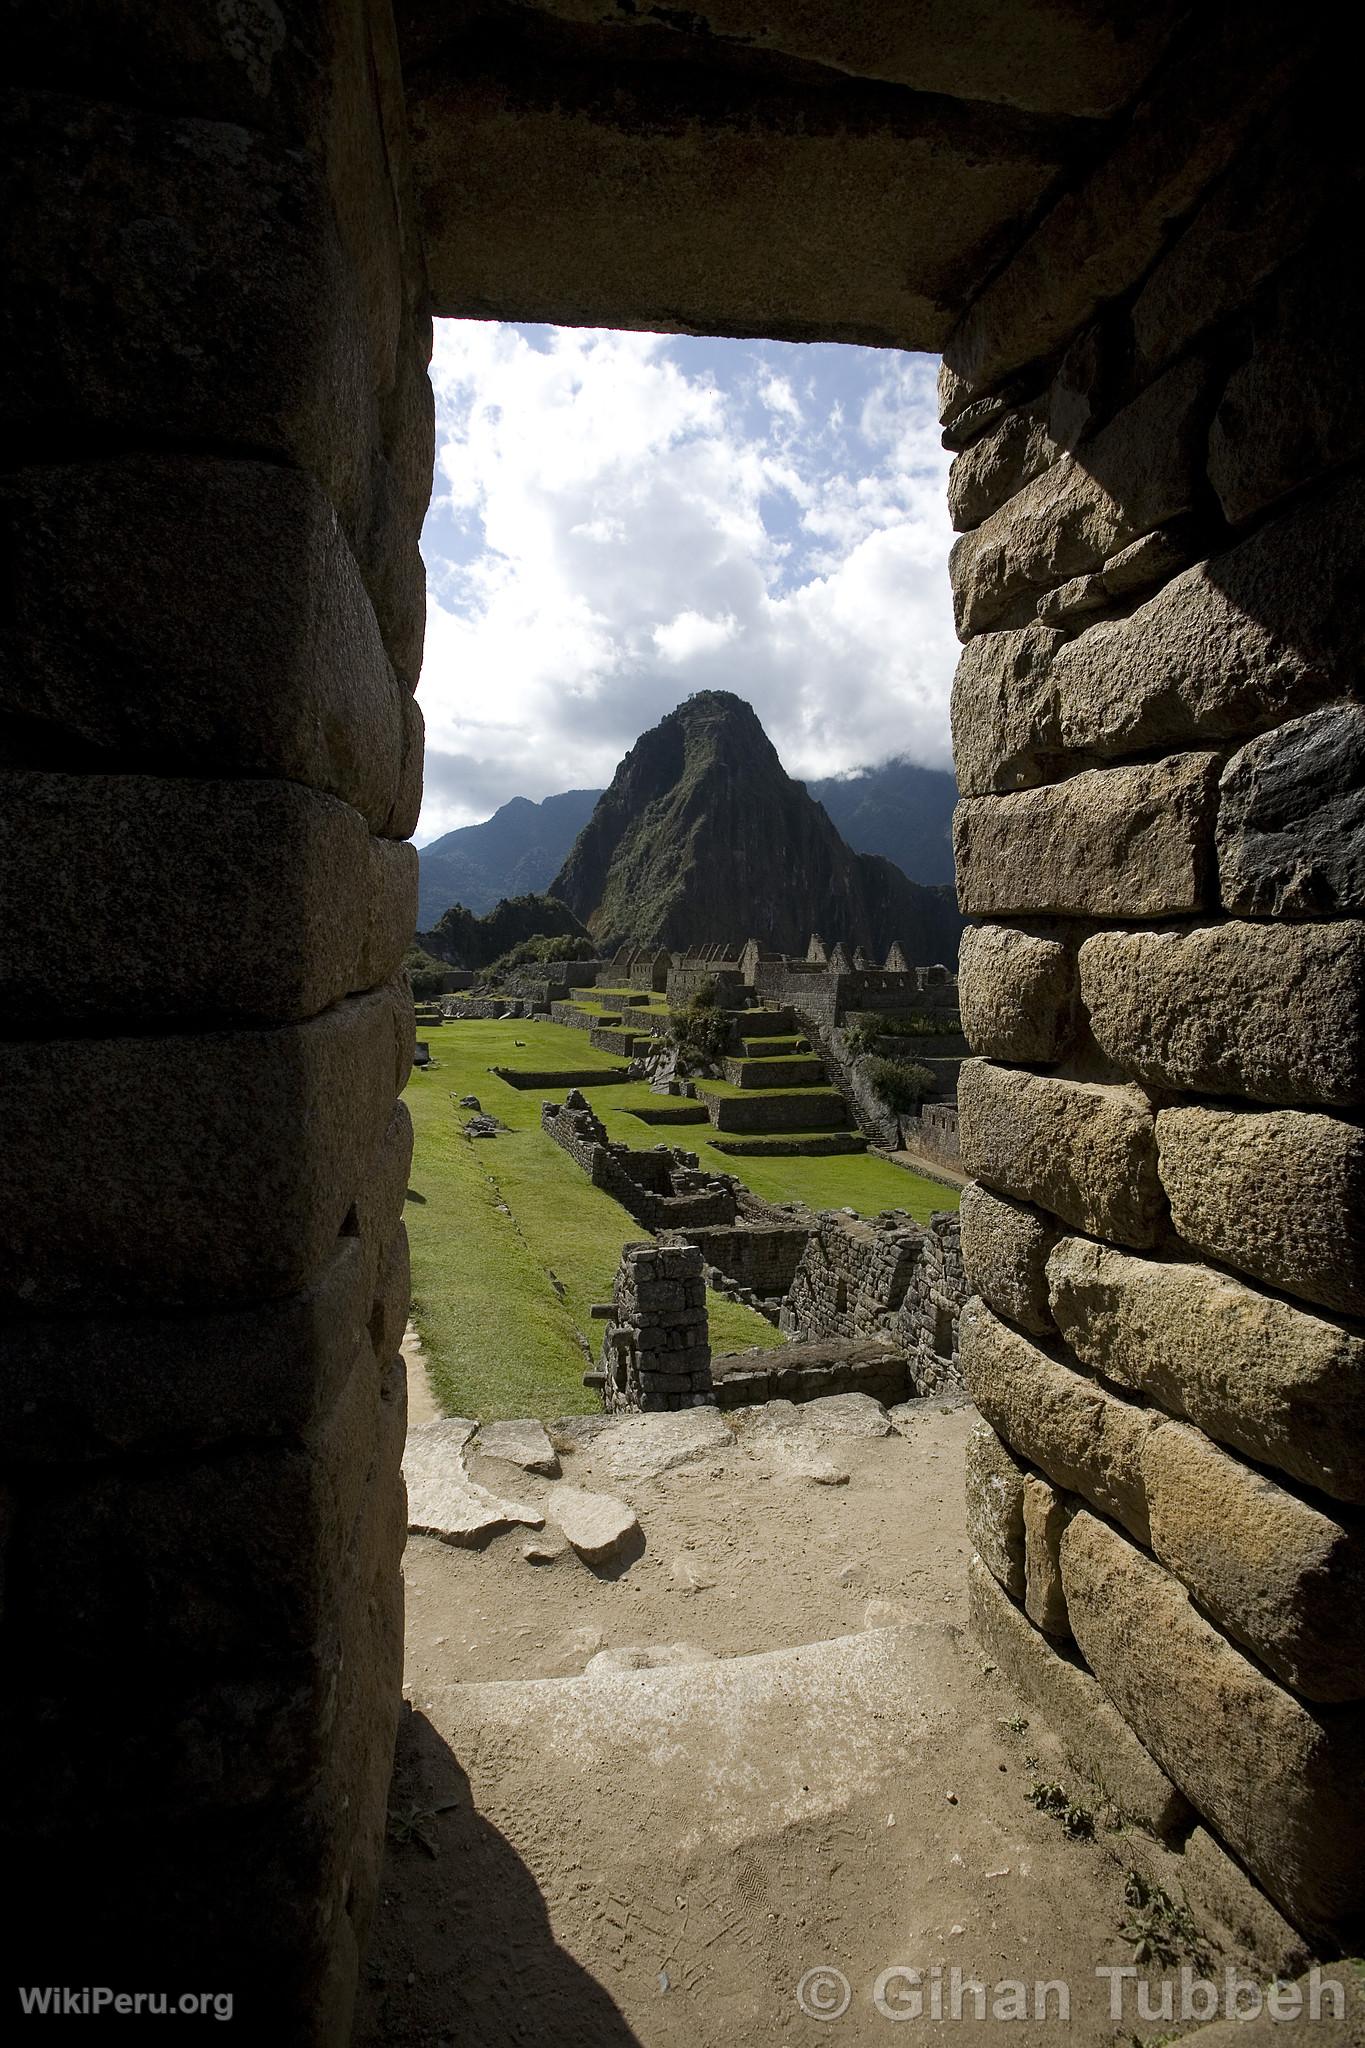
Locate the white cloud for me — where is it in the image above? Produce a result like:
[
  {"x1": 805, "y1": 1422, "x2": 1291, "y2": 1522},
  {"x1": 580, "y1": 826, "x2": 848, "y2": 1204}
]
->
[
  {"x1": 652, "y1": 609, "x2": 740, "y2": 663},
  {"x1": 415, "y1": 322, "x2": 956, "y2": 841}
]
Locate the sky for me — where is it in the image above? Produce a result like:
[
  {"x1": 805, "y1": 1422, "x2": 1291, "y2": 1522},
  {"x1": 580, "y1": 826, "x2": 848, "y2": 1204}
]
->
[{"x1": 415, "y1": 321, "x2": 958, "y2": 846}]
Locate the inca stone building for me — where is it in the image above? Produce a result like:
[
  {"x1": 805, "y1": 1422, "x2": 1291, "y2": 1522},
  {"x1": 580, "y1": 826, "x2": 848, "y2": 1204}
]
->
[{"x1": 3, "y1": 1, "x2": 1360, "y2": 2034}]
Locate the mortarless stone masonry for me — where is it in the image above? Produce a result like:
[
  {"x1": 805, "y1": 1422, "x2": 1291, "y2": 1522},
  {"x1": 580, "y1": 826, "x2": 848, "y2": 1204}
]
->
[
  {"x1": 599, "y1": 1243, "x2": 714, "y2": 1412},
  {"x1": 944, "y1": 18, "x2": 1365, "y2": 1952},
  {"x1": 4, "y1": 0, "x2": 1355, "y2": 2021}
]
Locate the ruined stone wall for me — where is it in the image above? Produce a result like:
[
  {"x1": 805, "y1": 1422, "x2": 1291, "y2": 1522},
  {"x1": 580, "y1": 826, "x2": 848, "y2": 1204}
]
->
[
  {"x1": 2, "y1": 0, "x2": 429, "y2": 2027},
  {"x1": 540, "y1": 1094, "x2": 740, "y2": 1229},
  {"x1": 670, "y1": 1223, "x2": 814, "y2": 1299},
  {"x1": 893, "y1": 1214, "x2": 965, "y2": 1396},
  {"x1": 599, "y1": 1244, "x2": 713, "y2": 1411},
  {"x1": 945, "y1": 38, "x2": 1364, "y2": 1949}
]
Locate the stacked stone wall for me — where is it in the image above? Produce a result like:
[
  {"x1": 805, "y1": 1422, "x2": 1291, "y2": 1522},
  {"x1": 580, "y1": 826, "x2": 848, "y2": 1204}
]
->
[
  {"x1": 540, "y1": 1093, "x2": 740, "y2": 1230},
  {"x1": 599, "y1": 1243, "x2": 714, "y2": 1411},
  {"x1": 944, "y1": 45, "x2": 1365, "y2": 1947},
  {"x1": 1, "y1": 0, "x2": 428, "y2": 2024},
  {"x1": 780, "y1": 1210, "x2": 967, "y2": 1397}
]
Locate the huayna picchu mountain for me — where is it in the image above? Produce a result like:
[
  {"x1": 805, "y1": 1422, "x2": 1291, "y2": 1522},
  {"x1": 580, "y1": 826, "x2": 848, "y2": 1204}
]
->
[{"x1": 549, "y1": 692, "x2": 964, "y2": 959}]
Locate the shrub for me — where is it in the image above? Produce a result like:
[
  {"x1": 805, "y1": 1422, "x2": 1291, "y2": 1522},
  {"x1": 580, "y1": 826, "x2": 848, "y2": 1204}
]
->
[
  {"x1": 404, "y1": 946, "x2": 459, "y2": 1000},
  {"x1": 669, "y1": 997, "x2": 731, "y2": 1072},
  {"x1": 843, "y1": 1010, "x2": 958, "y2": 1056},
  {"x1": 862, "y1": 1056, "x2": 937, "y2": 1113},
  {"x1": 691, "y1": 976, "x2": 719, "y2": 1009}
]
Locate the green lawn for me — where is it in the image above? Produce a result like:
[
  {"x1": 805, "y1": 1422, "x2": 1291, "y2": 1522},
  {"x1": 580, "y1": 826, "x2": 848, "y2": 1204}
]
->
[{"x1": 402, "y1": 1020, "x2": 783, "y2": 1420}]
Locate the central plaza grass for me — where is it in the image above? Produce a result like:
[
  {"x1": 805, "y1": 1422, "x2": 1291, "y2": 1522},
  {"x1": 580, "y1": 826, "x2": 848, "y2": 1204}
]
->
[{"x1": 403, "y1": 1015, "x2": 957, "y2": 1419}]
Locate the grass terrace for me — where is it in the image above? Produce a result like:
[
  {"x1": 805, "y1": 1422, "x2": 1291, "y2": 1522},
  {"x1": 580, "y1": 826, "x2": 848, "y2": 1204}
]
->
[{"x1": 402, "y1": 1018, "x2": 782, "y2": 1419}]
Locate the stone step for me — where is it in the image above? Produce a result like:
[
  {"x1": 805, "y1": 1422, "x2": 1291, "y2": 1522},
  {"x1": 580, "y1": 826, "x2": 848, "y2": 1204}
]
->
[
  {"x1": 697, "y1": 1084, "x2": 849, "y2": 1132},
  {"x1": 721, "y1": 1055, "x2": 828, "y2": 1089},
  {"x1": 624, "y1": 1102, "x2": 711, "y2": 1125}
]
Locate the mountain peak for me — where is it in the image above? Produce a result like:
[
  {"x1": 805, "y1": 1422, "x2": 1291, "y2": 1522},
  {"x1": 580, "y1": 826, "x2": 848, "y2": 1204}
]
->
[{"x1": 550, "y1": 695, "x2": 962, "y2": 959}]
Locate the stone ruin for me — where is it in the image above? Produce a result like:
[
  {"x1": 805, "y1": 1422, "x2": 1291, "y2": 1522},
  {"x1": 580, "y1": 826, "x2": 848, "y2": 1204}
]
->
[
  {"x1": 594, "y1": 1242, "x2": 714, "y2": 1413},
  {"x1": 780, "y1": 1209, "x2": 965, "y2": 1396},
  {"x1": 7, "y1": 0, "x2": 1360, "y2": 2024},
  {"x1": 540, "y1": 1090, "x2": 739, "y2": 1230}
]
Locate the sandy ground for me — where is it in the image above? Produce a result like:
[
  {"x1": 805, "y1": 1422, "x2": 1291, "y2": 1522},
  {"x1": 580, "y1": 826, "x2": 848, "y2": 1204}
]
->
[{"x1": 357, "y1": 1344, "x2": 1265, "y2": 2048}]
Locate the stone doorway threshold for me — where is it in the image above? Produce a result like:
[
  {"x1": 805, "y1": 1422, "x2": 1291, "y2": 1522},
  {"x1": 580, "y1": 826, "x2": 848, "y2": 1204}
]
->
[{"x1": 357, "y1": 1357, "x2": 1322, "y2": 2047}]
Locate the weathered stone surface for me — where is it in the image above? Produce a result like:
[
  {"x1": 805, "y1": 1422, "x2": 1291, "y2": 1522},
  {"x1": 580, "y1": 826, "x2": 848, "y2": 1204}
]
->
[
  {"x1": 1177, "y1": 1827, "x2": 1312, "y2": 1983},
  {"x1": 460, "y1": 0, "x2": 1184, "y2": 116},
  {"x1": 964, "y1": 1419, "x2": 1027, "y2": 1598},
  {"x1": 1060, "y1": 1510, "x2": 1365, "y2": 1937},
  {"x1": 0, "y1": 457, "x2": 406, "y2": 829},
  {"x1": 948, "y1": 356, "x2": 1209, "y2": 637},
  {"x1": 947, "y1": 400, "x2": 1055, "y2": 531},
  {"x1": 944, "y1": 2, "x2": 1311, "y2": 388},
  {"x1": 1047, "y1": 1238, "x2": 1365, "y2": 1506},
  {"x1": 958, "y1": 1061, "x2": 1165, "y2": 1249},
  {"x1": 0, "y1": 774, "x2": 411, "y2": 1026},
  {"x1": 763, "y1": 1433, "x2": 851, "y2": 1486},
  {"x1": 474, "y1": 1418, "x2": 561, "y2": 1477},
  {"x1": 958, "y1": 1184, "x2": 1059, "y2": 1336},
  {"x1": 1142, "y1": 1420, "x2": 1365, "y2": 1703},
  {"x1": 1022, "y1": 1473, "x2": 1072, "y2": 1639},
  {"x1": 1156, "y1": 1105, "x2": 1365, "y2": 1318},
  {"x1": 961, "y1": 1298, "x2": 1156, "y2": 1543},
  {"x1": 1218, "y1": 703, "x2": 1365, "y2": 919},
  {"x1": 1079, "y1": 921, "x2": 1365, "y2": 1108},
  {"x1": 584, "y1": 1642, "x2": 715, "y2": 1676},
  {"x1": 405, "y1": 1419, "x2": 544, "y2": 1545},
  {"x1": 362, "y1": 839, "x2": 420, "y2": 991},
  {"x1": 1130, "y1": 80, "x2": 1353, "y2": 381},
  {"x1": 602, "y1": 1406, "x2": 733, "y2": 1481},
  {"x1": 955, "y1": 755, "x2": 1219, "y2": 919},
  {"x1": 958, "y1": 923, "x2": 1076, "y2": 1061},
  {"x1": 548, "y1": 1484, "x2": 640, "y2": 1566},
  {"x1": 967, "y1": 1557, "x2": 1189, "y2": 1838},
  {"x1": 0, "y1": 982, "x2": 412, "y2": 1311},
  {"x1": 1210, "y1": 236, "x2": 1365, "y2": 527},
  {"x1": 950, "y1": 623, "x2": 1067, "y2": 795},
  {"x1": 958, "y1": 475, "x2": 1365, "y2": 789},
  {"x1": 0, "y1": 1239, "x2": 378, "y2": 1463},
  {"x1": 3, "y1": 94, "x2": 377, "y2": 530},
  {"x1": 792, "y1": 1392, "x2": 892, "y2": 1438},
  {"x1": 408, "y1": 18, "x2": 1081, "y2": 352},
  {"x1": 385, "y1": 689, "x2": 425, "y2": 840}
]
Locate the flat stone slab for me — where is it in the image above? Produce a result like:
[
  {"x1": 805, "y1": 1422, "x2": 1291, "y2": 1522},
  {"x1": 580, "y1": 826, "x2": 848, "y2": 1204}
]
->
[
  {"x1": 798, "y1": 1393, "x2": 894, "y2": 1437},
  {"x1": 549, "y1": 1414, "x2": 618, "y2": 1451},
  {"x1": 732, "y1": 1393, "x2": 891, "y2": 1441},
  {"x1": 765, "y1": 1431, "x2": 851, "y2": 1486},
  {"x1": 601, "y1": 1406, "x2": 735, "y2": 1481},
  {"x1": 549, "y1": 1484, "x2": 641, "y2": 1566},
  {"x1": 476, "y1": 1417, "x2": 561, "y2": 1476},
  {"x1": 584, "y1": 1642, "x2": 716, "y2": 1676},
  {"x1": 404, "y1": 1418, "x2": 545, "y2": 1546}
]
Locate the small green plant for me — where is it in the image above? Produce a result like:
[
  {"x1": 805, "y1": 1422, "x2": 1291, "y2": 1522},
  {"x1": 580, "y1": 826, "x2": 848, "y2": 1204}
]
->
[
  {"x1": 1028, "y1": 1777, "x2": 1095, "y2": 1839},
  {"x1": 387, "y1": 1800, "x2": 461, "y2": 1857},
  {"x1": 1003, "y1": 1711, "x2": 1030, "y2": 1737},
  {"x1": 862, "y1": 1055, "x2": 937, "y2": 1113},
  {"x1": 843, "y1": 1011, "x2": 958, "y2": 1055},
  {"x1": 669, "y1": 995, "x2": 731, "y2": 1071},
  {"x1": 1119, "y1": 1869, "x2": 1208, "y2": 1969}
]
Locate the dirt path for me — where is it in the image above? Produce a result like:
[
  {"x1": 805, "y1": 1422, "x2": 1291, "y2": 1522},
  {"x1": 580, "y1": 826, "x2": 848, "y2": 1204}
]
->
[{"x1": 358, "y1": 1361, "x2": 1261, "y2": 2047}]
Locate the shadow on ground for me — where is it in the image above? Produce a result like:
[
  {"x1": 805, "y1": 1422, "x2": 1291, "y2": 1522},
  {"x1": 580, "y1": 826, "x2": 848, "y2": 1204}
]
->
[{"x1": 355, "y1": 1705, "x2": 642, "y2": 2048}]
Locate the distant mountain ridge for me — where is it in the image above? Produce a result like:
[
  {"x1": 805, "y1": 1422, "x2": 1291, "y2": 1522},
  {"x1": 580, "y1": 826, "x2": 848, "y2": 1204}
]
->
[
  {"x1": 808, "y1": 759, "x2": 956, "y2": 888},
  {"x1": 417, "y1": 754, "x2": 956, "y2": 928},
  {"x1": 549, "y1": 691, "x2": 963, "y2": 960},
  {"x1": 416, "y1": 789, "x2": 602, "y2": 926}
]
